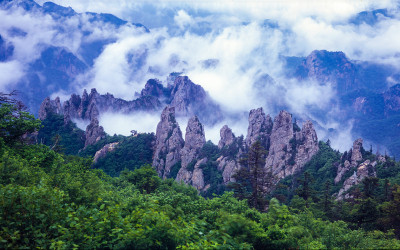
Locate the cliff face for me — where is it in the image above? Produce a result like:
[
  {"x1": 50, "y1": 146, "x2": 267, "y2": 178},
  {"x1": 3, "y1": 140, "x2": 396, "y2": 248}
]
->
[
  {"x1": 39, "y1": 75, "x2": 223, "y2": 147},
  {"x1": 85, "y1": 118, "x2": 106, "y2": 147},
  {"x1": 245, "y1": 107, "x2": 273, "y2": 150},
  {"x1": 152, "y1": 106, "x2": 184, "y2": 179},
  {"x1": 38, "y1": 97, "x2": 63, "y2": 120},
  {"x1": 264, "y1": 110, "x2": 294, "y2": 178},
  {"x1": 296, "y1": 50, "x2": 357, "y2": 93},
  {"x1": 175, "y1": 116, "x2": 206, "y2": 188},
  {"x1": 152, "y1": 107, "x2": 320, "y2": 191}
]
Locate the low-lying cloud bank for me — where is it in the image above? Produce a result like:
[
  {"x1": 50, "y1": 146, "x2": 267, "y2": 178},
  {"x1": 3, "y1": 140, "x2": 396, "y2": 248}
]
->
[{"x1": 2, "y1": 0, "x2": 400, "y2": 152}]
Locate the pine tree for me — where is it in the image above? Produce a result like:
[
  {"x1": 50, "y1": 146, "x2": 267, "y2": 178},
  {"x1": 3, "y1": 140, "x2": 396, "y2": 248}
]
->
[
  {"x1": 295, "y1": 171, "x2": 316, "y2": 208},
  {"x1": 230, "y1": 140, "x2": 276, "y2": 211}
]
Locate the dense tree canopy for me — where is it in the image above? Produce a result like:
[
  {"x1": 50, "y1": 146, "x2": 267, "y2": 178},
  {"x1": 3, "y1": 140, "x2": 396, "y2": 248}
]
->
[{"x1": 2, "y1": 102, "x2": 400, "y2": 248}]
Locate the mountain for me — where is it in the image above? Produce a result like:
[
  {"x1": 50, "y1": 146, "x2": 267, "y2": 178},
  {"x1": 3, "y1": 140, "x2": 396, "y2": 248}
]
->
[
  {"x1": 152, "y1": 106, "x2": 319, "y2": 192},
  {"x1": 0, "y1": 0, "x2": 148, "y2": 115},
  {"x1": 39, "y1": 75, "x2": 223, "y2": 149}
]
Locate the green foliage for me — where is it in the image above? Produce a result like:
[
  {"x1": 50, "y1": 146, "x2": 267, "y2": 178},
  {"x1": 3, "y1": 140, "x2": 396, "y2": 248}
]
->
[
  {"x1": 92, "y1": 133, "x2": 155, "y2": 176},
  {"x1": 2, "y1": 107, "x2": 400, "y2": 249},
  {"x1": 37, "y1": 113, "x2": 85, "y2": 155},
  {"x1": 230, "y1": 141, "x2": 275, "y2": 211},
  {"x1": 0, "y1": 103, "x2": 41, "y2": 145},
  {"x1": 120, "y1": 165, "x2": 161, "y2": 194}
]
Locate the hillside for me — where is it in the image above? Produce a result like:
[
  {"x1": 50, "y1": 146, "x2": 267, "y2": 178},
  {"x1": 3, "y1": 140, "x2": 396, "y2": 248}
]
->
[{"x1": 2, "y1": 94, "x2": 400, "y2": 249}]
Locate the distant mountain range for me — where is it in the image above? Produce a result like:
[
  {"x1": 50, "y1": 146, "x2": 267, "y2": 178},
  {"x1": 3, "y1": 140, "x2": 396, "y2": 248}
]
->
[{"x1": 2, "y1": 0, "x2": 400, "y2": 157}]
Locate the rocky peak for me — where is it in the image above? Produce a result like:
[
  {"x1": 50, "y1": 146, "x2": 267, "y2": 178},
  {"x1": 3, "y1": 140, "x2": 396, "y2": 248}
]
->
[
  {"x1": 152, "y1": 106, "x2": 184, "y2": 178},
  {"x1": 176, "y1": 116, "x2": 207, "y2": 188},
  {"x1": 265, "y1": 110, "x2": 294, "y2": 178},
  {"x1": 169, "y1": 76, "x2": 207, "y2": 115},
  {"x1": 38, "y1": 97, "x2": 62, "y2": 120},
  {"x1": 351, "y1": 138, "x2": 363, "y2": 166},
  {"x1": 245, "y1": 107, "x2": 273, "y2": 150},
  {"x1": 335, "y1": 138, "x2": 367, "y2": 185},
  {"x1": 218, "y1": 125, "x2": 235, "y2": 149},
  {"x1": 141, "y1": 79, "x2": 165, "y2": 98},
  {"x1": 180, "y1": 116, "x2": 206, "y2": 168},
  {"x1": 184, "y1": 116, "x2": 206, "y2": 150},
  {"x1": 296, "y1": 50, "x2": 357, "y2": 93},
  {"x1": 85, "y1": 117, "x2": 106, "y2": 147},
  {"x1": 293, "y1": 120, "x2": 319, "y2": 168}
]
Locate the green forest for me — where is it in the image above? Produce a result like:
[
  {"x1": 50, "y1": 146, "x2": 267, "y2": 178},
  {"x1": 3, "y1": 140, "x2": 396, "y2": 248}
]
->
[{"x1": 2, "y1": 97, "x2": 400, "y2": 249}]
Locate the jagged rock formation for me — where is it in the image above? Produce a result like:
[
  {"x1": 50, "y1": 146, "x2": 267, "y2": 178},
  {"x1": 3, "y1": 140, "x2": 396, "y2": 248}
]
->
[
  {"x1": 152, "y1": 106, "x2": 184, "y2": 179},
  {"x1": 296, "y1": 50, "x2": 357, "y2": 92},
  {"x1": 337, "y1": 159, "x2": 377, "y2": 200},
  {"x1": 217, "y1": 125, "x2": 241, "y2": 184},
  {"x1": 93, "y1": 142, "x2": 119, "y2": 163},
  {"x1": 39, "y1": 75, "x2": 224, "y2": 147},
  {"x1": 245, "y1": 108, "x2": 273, "y2": 149},
  {"x1": 218, "y1": 125, "x2": 235, "y2": 149},
  {"x1": 335, "y1": 138, "x2": 381, "y2": 200},
  {"x1": 38, "y1": 97, "x2": 62, "y2": 120},
  {"x1": 141, "y1": 76, "x2": 223, "y2": 124},
  {"x1": 85, "y1": 118, "x2": 106, "y2": 147},
  {"x1": 335, "y1": 138, "x2": 363, "y2": 184},
  {"x1": 217, "y1": 108, "x2": 319, "y2": 185},
  {"x1": 292, "y1": 121, "x2": 319, "y2": 170},
  {"x1": 176, "y1": 116, "x2": 206, "y2": 187},
  {"x1": 140, "y1": 79, "x2": 167, "y2": 99},
  {"x1": 63, "y1": 88, "x2": 161, "y2": 122},
  {"x1": 265, "y1": 110, "x2": 294, "y2": 179}
]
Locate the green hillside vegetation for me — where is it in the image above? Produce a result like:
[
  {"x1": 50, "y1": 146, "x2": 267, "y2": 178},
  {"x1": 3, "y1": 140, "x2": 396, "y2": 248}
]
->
[
  {"x1": 37, "y1": 113, "x2": 85, "y2": 155},
  {"x1": 88, "y1": 133, "x2": 155, "y2": 177},
  {"x1": 2, "y1": 99, "x2": 400, "y2": 248}
]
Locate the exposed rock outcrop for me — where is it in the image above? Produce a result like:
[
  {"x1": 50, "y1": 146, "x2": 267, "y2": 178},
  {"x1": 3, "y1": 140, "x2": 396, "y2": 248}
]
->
[
  {"x1": 141, "y1": 79, "x2": 167, "y2": 99},
  {"x1": 38, "y1": 97, "x2": 62, "y2": 120},
  {"x1": 334, "y1": 138, "x2": 363, "y2": 184},
  {"x1": 152, "y1": 107, "x2": 320, "y2": 191},
  {"x1": 63, "y1": 88, "x2": 161, "y2": 122},
  {"x1": 152, "y1": 106, "x2": 184, "y2": 179},
  {"x1": 351, "y1": 138, "x2": 363, "y2": 165},
  {"x1": 176, "y1": 116, "x2": 206, "y2": 185},
  {"x1": 245, "y1": 107, "x2": 273, "y2": 150},
  {"x1": 218, "y1": 125, "x2": 235, "y2": 149},
  {"x1": 217, "y1": 156, "x2": 240, "y2": 184},
  {"x1": 85, "y1": 118, "x2": 106, "y2": 147},
  {"x1": 93, "y1": 142, "x2": 119, "y2": 163},
  {"x1": 265, "y1": 110, "x2": 294, "y2": 178},
  {"x1": 169, "y1": 76, "x2": 222, "y2": 124},
  {"x1": 265, "y1": 111, "x2": 319, "y2": 179},
  {"x1": 296, "y1": 50, "x2": 357, "y2": 93},
  {"x1": 293, "y1": 120, "x2": 319, "y2": 169},
  {"x1": 335, "y1": 138, "x2": 379, "y2": 200},
  {"x1": 217, "y1": 125, "x2": 242, "y2": 184},
  {"x1": 337, "y1": 159, "x2": 377, "y2": 200}
]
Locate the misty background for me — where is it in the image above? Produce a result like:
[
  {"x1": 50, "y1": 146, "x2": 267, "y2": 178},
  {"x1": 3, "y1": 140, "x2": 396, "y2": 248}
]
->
[{"x1": 1, "y1": 0, "x2": 400, "y2": 153}]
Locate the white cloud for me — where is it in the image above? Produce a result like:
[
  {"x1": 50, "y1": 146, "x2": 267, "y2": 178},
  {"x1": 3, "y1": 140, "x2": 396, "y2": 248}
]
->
[
  {"x1": 174, "y1": 10, "x2": 193, "y2": 30},
  {"x1": 0, "y1": 61, "x2": 24, "y2": 92},
  {"x1": 99, "y1": 112, "x2": 160, "y2": 136},
  {"x1": 4, "y1": 0, "x2": 400, "y2": 153}
]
